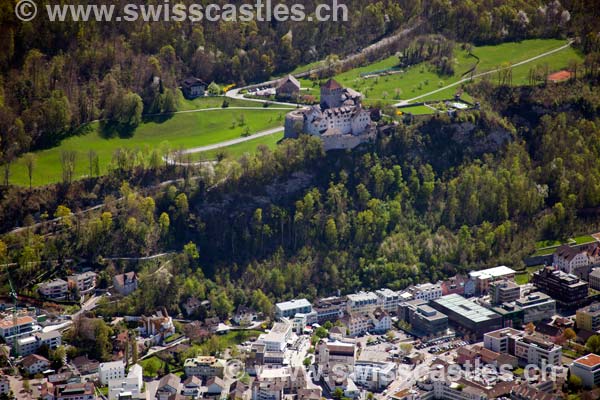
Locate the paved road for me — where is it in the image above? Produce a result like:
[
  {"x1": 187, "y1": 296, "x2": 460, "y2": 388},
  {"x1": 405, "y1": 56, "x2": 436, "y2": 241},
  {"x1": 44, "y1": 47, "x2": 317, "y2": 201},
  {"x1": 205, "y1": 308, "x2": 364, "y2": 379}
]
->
[{"x1": 394, "y1": 40, "x2": 574, "y2": 106}]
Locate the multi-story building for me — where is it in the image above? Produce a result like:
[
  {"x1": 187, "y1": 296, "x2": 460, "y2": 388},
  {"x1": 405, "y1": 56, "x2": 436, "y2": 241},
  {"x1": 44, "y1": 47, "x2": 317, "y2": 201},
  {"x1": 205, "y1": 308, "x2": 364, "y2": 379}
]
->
[
  {"x1": 139, "y1": 308, "x2": 175, "y2": 344},
  {"x1": 67, "y1": 271, "x2": 97, "y2": 296},
  {"x1": 340, "y1": 313, "x2": 370, "y2": 337},
  {"x1": 112, "y1": 272, "x2": 138, "y2": 295},
  {"x1": 409, "y1": 283, "x2": 443, "y2": 301},
  {"x1": 430, "y1": 294, "x2": 502, "y2": 339},
  {"x1": 316, "y1": 340, "x2": 355, "y2": 375},
  {"x1": 441, "y1": 275, "x2": 475, "y2": 297},
  {"x1": 346, "y1": 292, "x2": 379, "y2": 314},
  {"x1": 313, "y1": 297, "x2": 346, "y2": 324},
  {"x1": 398, "y1": 299, "x2": 448, "y2": 337},
  {"x1": 483, "y1": 328, "x2": 562, "y2": 368},
  {"x1": 21, "y1": 354, "x2": 51, "y2": 375},
  {"x1": 39, "y1": 279, "x2": 69, "y2": 300},
  {"x1": 108, "y1": 364, "x2": 143, "y2": 400},
  {"x1": 515, "y1": 292, "x2": 556, "y2": 323},
  {"x1": 258, "y1": 320, "x2": 292, "y2": 352},
  {"x1": 576, "y1": 302, "x2": 600, "y2": 331},
  {"x1": 469, "y1": 266, "x2": 516, "y2": 294},
  {"x1": 16, "y1": 330, "x2": 62, "y2": 356},
  {"x1": 369, "y1": 308, "x2": 392, "y2": 333},
  {"x1": 0, "y1": 315, "x2": 41, "y2": 346},
  {"x1": 570, "y1": 353, "x2": 600, "y2": 389},
  {"x1": 589, "y1": 268, "x2": 600, "y2": 291},
  {"x1": 353, "y1": 362, "x2": 397, "y2": 391},
  {"x1": 99, "y1": 360, "x2": 125, "y2": 385},
  {"x1": 531, "y1": 266, "x2": 589, "y2": 307},
  {"x1": 553, "y1": 244, "x2": 600, "y2": 278},
  {"x1": 375, "y1": 288, "x2": 400, "y2": 313},
  {"x1": 275, "y1": 299, "x2": 313, "y2": 320},
  {"x1": 183, "y1": 356, "x2": 225, "y2": 379},
  {"x1": 489, "y1": 279, "x2": 520, "y2": 305}
]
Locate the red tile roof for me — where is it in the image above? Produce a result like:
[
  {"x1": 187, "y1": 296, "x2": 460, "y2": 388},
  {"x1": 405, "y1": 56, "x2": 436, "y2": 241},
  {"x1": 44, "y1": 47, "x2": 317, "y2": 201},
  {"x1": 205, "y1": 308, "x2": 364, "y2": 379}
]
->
[{"x1": 575, "y1": 353, "x2": 600, "y2": 367}]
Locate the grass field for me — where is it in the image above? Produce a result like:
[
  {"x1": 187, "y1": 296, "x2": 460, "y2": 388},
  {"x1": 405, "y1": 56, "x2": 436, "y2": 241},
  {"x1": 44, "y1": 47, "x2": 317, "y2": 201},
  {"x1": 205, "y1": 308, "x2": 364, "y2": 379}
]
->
[
  {"x1": 515, "y1": 265, "x2": 545, "y2": 285},
  {"x1": 8, "y1": 101, "x2": 290, "y2": 186},
  {"x1": 191, "y1": 131, "x2": 284, "y2": 161},
  {"x1": 298, "y1": 39, "x2": 583, "y2": 106},
  {"x1": 398, "y1": 105, "x2": 436, "y2": 115}
]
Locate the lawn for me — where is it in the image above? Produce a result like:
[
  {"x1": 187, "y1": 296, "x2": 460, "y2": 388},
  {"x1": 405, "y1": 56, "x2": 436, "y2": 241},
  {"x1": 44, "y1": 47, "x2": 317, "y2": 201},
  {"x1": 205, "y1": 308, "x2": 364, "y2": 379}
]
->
[
  {"x1": 297, "y1": 38, "x2": 582, "y2": 106},
  {"x1": 191, "y1": 131, "x2": 284, "y2": 161},
  {"x1": 515, "y1": 265, "x2": 545, "y2": 285},
  {"x1": 397, "y1": 105, "x2": 436, "y2": 115},
  {"x1": 7, "y1": 103, "x2": 291, "y2": 186},
  {"x1": 531, "y1": 234, "x2": 598, "y2": 256}
]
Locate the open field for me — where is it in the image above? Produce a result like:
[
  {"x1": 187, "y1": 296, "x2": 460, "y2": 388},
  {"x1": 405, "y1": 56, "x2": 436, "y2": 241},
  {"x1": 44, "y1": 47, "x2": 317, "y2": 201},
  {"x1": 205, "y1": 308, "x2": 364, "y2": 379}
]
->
[
  {"x1": 8, "y1": 102, "x2": 290, "y2": 186},
  {"x1": 298, "y1": 39, "x2": 583, "y2": 105},
  {"x1": 398, "y1": 105, "x2": 436, "y2": 115}
]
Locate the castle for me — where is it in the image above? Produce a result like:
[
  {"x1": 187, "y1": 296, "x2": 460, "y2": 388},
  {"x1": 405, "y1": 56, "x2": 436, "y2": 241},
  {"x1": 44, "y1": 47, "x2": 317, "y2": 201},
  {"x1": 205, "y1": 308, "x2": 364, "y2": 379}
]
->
[{"x1": 284, "y1": 79, "x2": 376, "y2": 151}]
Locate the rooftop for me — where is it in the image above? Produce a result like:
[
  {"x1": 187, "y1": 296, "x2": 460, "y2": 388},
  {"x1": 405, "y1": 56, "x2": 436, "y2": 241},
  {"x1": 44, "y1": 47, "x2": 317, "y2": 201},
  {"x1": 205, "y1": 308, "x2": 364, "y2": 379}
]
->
[
  {"x1": 484, "y1": 327, "x2": 523, "y2": 339},
  {"x1": 433, "y1": 294, "x2": 500, "y2": 323},
  {"x1": 574, "y1": 353, "x2": 600, "y2": 368},
  {"x1": 469, "y1": 266, "x2": 515, "y2": 280},
  {"x1": 0, "y1": 315, "x2": 35, "y2": 329},
  {"x1": 275, "y1": 298, "x2": 311, "y2": 312},
  {"x1": 347, "y1": 291, "x2": 379, "y2": 302}
]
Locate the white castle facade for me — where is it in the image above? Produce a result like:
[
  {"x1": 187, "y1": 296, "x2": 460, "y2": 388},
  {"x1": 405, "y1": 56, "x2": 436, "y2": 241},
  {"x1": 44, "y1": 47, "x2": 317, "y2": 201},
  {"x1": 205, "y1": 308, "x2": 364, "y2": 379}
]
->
[{"x1": 284, "y1": 79, "x2": 376, "y2": 151}]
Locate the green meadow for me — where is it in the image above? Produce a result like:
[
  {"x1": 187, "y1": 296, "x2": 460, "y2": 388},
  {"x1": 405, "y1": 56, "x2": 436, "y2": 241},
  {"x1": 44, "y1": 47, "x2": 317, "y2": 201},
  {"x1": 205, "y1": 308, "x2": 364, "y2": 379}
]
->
[
  {"x1": 191, "y1": 131, "x2": 284, "y2": 162},
  {"x1": 8, "y1": 101, "x2": 291, "y2": 186}
]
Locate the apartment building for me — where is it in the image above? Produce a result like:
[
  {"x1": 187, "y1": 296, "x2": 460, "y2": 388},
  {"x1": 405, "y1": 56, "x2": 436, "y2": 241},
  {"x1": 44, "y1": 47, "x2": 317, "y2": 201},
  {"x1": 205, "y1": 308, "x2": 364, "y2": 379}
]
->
[
  {"x1": 0, "y1": 315, "x2": 41, "y2": 346},
  {"x1": 313, "y1": 297, "x2": 346, "y2": 324},
  {"x1": 258, "y1": 320, "x2": 292, "y2": 352},
  {"x1": 531, "y1": 267, "x2": 589, "y2": 307},
  {"x1": 67, "y1": 271, "x2": 97, "y2": 295},
  {"x1": 489, "y1": 279, "x2": 520, "y2": 305},
  {"x1": 515, "y1": 292, "x2": 556, "y2": 323},
  {"x1": 469, "y1": 266, "x2": 516, "y2": 294},
  {"x1": 375, "y1": 288, "x2": 400, "y2": 313},
  {"x1": 16, "y1": 330, "x2": 62, "y2": 356},
  {"x1": 346, "y1": 292, "x2": 379, "y2": 314},
  {"x1": 39, "y1": 279, "x2": 69, "y2": 300},
  {"x1": 409, "y1": 283, "x2": 443, "y2": 301},
  {"x1": 570, "y1": 353, "x2": 600, "y2": 389},
  {"x1": 99, "y1": 360, "x2": 125, "y2": 385},
  {"x1": 183, "y1": 356, "x2": 226, "y2": 379},
  {"x1": 576, "y1": 302, "x2": 600, "y2": 331},
  {"x1": 108, "y1": 364, "x2": 143, "y2": 400},
  {"x1": 275, "y1": 299, "x2": 315, "y2": 322},
  {"x1": 589, "y1": 268, "x2": 600, "y2": 290},
  {"x1": 484, "y1": 328, "x2": 562, "y2": 367}
]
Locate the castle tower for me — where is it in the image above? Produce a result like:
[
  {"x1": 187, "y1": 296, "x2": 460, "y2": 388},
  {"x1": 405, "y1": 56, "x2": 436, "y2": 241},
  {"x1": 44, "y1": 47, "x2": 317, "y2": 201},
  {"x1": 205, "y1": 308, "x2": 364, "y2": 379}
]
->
[{"x1": 320, "y1": 79, "x2": 344, "y2": 109}]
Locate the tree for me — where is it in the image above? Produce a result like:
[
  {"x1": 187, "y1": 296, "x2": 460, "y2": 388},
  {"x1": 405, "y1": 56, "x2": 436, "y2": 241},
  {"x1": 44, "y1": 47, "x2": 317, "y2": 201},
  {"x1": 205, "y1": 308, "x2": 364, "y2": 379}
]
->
[
  {"x1": 562, "y1": 328, "x2": 576, "y2": 347},
  {"x1": 23, "y1": 153, "x2": 35, "y2": 188},
  {"x1": 585, "y1": 335, "x2": 600, "y2": 354},
  {"x1": 568, "y1": 373, "x2": 583, "y2": 391},
  {"x1": 208, "y1": 82, "x2": 221, "y2": 96},
  {"x1": 60, "y1": 150, "x2": 76, "y2": 183},
  {"x1": 94, "y1": 319, "x2": 113, "y2": 361}
]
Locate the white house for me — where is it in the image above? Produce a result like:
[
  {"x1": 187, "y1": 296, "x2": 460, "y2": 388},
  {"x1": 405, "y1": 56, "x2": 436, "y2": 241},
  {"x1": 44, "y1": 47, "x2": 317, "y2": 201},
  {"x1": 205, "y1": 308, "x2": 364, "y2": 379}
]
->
[
  {"x1": 99, "y1": 360, "x2": 125, "y2": 385},
  {"x1": 108, "y1": 363, "x2": 143, "y2": 400},
  {"x1": 21, "y1": 354, "x2": 50, "y2": 375}
]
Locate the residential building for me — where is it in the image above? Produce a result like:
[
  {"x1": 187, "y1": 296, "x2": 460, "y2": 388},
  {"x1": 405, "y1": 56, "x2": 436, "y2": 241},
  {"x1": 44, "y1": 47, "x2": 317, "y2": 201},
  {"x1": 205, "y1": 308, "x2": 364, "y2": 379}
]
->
[
  {"x1": 182, "y1": 376, "x2": 203, "y2": 398},
  {"x1": 515, "y1": 292, "x2": 556, "y2": 323},
  {"x1": 353, "y1": 361, "x2": 396, "y2": 391},
  {"x1": 112, "y1": 272, "x2": 138, "y2": 295},
  {"x1": 108, "y1": 364, "x2": 143, "y2": 400},
  {"x1": 0, "y1": 375, "x2": 9, "y2": 396},
  {"x1": 67, "y1": 271, "x2": 97, "y2": 295},
  {"x1": 553, "y1": 243, "x2": 600, "y2": 278},
  {"x1": 484, "y1": 328, "x2": 562, "y2": 368},
  {"x1": 375, "y1": 288, "x2": 400, "y2": 314},
  {"x1": 576, "y1": 302, "x2": 600, "y2": 331},
  {"x1": 71, "y1": 355, "x2": 99, "y2": 375},
  {"x1": 16, "y1": 330, "x2": 62, "y2": 356},
  {"x1": 252, "y1": 366, "x2": 312, "y2": 400},
  {"x1": 257, "y1": 320, "x2": 292, "y2": 352},
  {"x1": 469, "y1": 266, "x2": 516, "y2": 294},
  {"x1": 409, "y1": 283, "x2": 443, "y2": 301},
  {"x1": 207, "y1": 376, "x2": 227, "y2": 396},
  {"x1": 156, "y1": 373, "x2": 181, "y2": 400},
  {"x1": 570, "y1": 353, "x2": 600, "y2": 389},
  {"x1": 276, "y1": 75, "x2": 301, "y2": 100},
  {"x1": 589, "y1": 267, "x2": 600, "y2": 290},
  {"x1": 275, "y1": 299, "x2": 313, "y2": 319},
  {"x1": 39, "y1": 279, "x2": 69, "y2": 300},
  {"x1": 398, "y1": 299, "x2": 448, "y2": 337},
  {"x1": 0, "y1": 315, "x2": 41, "y2": 346},
  {"x1": 284, "y1": 79, "x2": 376, "y2": 151},
  {"x1": 430, "y1": 294, "x2": 502, "y2": 338},
  {"x1": 316, "y1": 340, "x2": 355, "y2": 375},
  {"x1": 184, "y1": 356, "x2": 225, "y2": 379},
  {"x1": 233, "y1": 305, "x2": 258, "y2": 326},
  {"x1": 313, "y1": 296, "x2": 346, "y2": 324},
  {"x1": 99, "y1": 360, "x2": 125, "y2": 385},
  {"x1": 489, "y1": 279, "x2": 521, "y2": 305},
  {"x1": 346, "y1": 292, "x2": 379, "y2": 314},
  {"x1": 340, "y1": 313, "x2": 370, "y2": 337},
  {"x1": 369, "y1": 307, "x2": 392, "y2": 333},
  {"x1": 531, "y1": 266, "x2": 589, "y2": 307},
  {"x1": 21, "y1": 354, "x2": 51, "y2": 375},
  {"x1": 181, "y1": 77, "x2": 207, "y2": 99},
  {"x1": 56, "y1": 382, "x2": 96, "y2": 400},
  {"x1": 441, "y1": 275, "x2": 475, "y2": 297}
]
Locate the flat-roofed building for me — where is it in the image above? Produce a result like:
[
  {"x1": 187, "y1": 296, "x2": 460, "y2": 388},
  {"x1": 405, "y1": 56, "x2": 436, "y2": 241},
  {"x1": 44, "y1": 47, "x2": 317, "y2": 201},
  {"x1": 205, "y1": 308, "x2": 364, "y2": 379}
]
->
[
  {"x1": 489, "y1": 302, "x2": 524, "y2": 328},
  {"x1": 258, "y1": 320, "x2": 292, "y2": 352},
  {"x1": 0, "y1": 315, "x2": 41, "y2": 346},
  {"x1": 184, "y1": 356, "x2": 225, "y2": 379},
  {"x1": 375, "y1": 288, "x2": 400, "y2": 313},
  {"x1": 409, "y1": 283, "x2": 443, "y2": 301},
  {"x1": 275, "y1": 299, "x2": 313, "y2": 320},
  {"x1": 346, "y1": 292, "x2": 379, "y2": 314},
  {"x1": 532, "y1": 267, "x2": 589, "y2": 308},
  {"x1": 67, "y1": 271, "x2": 97, "y2": 295},
  {"x1": 16, "y1": 330, "x2": 62, "y2": 356},
  {"x1": 469, "y1": 266, "x2": 516, "y2": 294},
  {"x1": 484, "y1": 328, "x2": 562, "y2": 368},
  {"x1": 489, "y1": 279, "x2": 520, "y2": 305},
  {"x1": 398, "y1": 299, "x2": 448, "y2": 337},
  {"x1": 430, "y1": 294, "x2": 502, "y2": 338},
  {"x1": 589, "y1": 268, "x2": 600, "y2": 291},
  {"x1": 39, "y1": 279, "x2": 69, "y2": 300},
  {"x1": 571, "y1": 353, "x2": 600, "y2": 388},
  {"x1": 576, "y1": 302, "x2": 600, "y2": 331},
  {"x1": 515, "y1": 292, "x2": 556, "y2": 323},
  {"x1": 99, "y1": 360, "x2": 125, "y2": 385},
  {"x1": 313, "y1": 297, "x2": 346, "y2": 324}
]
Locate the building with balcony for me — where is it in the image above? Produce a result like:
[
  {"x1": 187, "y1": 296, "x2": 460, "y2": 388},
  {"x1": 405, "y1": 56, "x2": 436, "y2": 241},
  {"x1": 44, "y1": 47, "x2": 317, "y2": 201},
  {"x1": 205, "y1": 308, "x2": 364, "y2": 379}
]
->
[
  {"x1": 39, "y1": 279, "x2": 69, "y2": 300},
  {"x1": 576, "y1": 302, "x2": 600, "y2": 331},
  {"x1": 489, "y1": 279, "x2": 520, "y2": 305},
  {"x1": 67, "y1": 271, "x2": 97, "y2": 296},
  {"x1": 531, "y1": 267, "x2": 589, "y2": 308}
]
